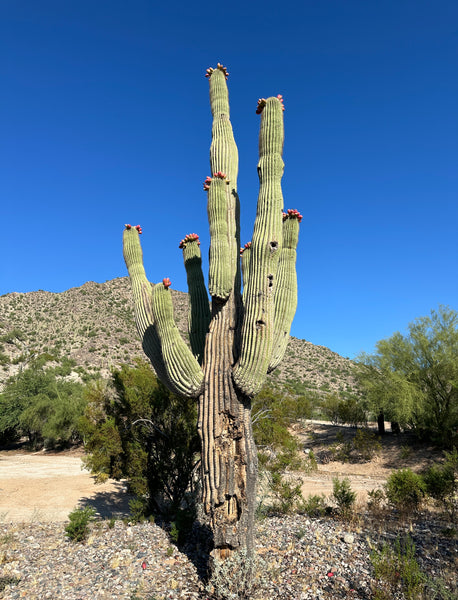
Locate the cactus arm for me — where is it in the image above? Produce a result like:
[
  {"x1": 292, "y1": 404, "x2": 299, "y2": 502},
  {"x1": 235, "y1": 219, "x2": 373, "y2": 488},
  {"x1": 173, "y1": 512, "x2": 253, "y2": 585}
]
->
[
  {"x1": 180, "y1": 233, "x2": 210, "y2": 364},
  {"x1": 207, "y1": 66, "x2": 240, "y2": 301},
  {"x1": 152, "y1": 281, "x2": 204, "y2": 398},
  {"x1": 122, "y1": 225, "x2": 171, "y2": 385},
  {"x1": 233, "y1": 96, "x2": 285, "y2": 397},
  {"x1": 207, "y1": 175, "x2": 232, "y2": 299},
  {"x1": 268, "y1": 210, "x2": 302, "y2": 373}
]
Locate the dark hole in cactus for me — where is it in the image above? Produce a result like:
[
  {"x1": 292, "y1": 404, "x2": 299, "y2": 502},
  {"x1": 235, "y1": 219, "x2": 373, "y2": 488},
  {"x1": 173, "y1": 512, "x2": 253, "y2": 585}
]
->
[
  {"x1": 256, "y1": 320, "x2": 266, "y2": 329},
  {"x1": 270, "y1": 241, "x2": 278, "y2": 252},
  {"x1": 267, "y1": 274, "x2": 274, "y2": 287}
]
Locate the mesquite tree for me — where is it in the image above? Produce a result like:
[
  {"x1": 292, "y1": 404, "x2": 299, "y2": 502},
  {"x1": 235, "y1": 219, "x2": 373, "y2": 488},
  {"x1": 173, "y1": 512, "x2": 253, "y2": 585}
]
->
[{"x1": 122, "y1": 64, "x2": 301, "y2": 559}]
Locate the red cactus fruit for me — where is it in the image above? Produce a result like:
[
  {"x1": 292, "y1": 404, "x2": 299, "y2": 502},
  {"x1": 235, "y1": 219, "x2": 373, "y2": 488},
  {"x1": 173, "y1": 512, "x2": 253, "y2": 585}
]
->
[
  {"x1": 283, "y1": 209, "x2": 303, "y2": 223},
  {"x1": 163, "y1": 278, "x2": 171, "y2": 289},
  {"x1": 179, "y1": 233, "x2": 200, "y2": 248},
  {"x1": 125, "y1": 224, "x2": 132, "y2": 230},
  {"x1": 240, "y1": 241, "x2": 252, "y2": 254}
]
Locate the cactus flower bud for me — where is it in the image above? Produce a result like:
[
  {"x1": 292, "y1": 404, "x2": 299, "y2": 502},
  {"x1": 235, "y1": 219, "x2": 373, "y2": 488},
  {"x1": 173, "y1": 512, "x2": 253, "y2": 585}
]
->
[{"x1": 283, "y1": 209, "x2": 303, "y2": 223}]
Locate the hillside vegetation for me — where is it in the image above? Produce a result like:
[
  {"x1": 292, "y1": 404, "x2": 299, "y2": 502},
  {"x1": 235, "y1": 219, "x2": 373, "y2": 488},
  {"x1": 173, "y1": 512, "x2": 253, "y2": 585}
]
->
[{"x1": 0, "y1": 277, "x2": 358, "y2": 397}]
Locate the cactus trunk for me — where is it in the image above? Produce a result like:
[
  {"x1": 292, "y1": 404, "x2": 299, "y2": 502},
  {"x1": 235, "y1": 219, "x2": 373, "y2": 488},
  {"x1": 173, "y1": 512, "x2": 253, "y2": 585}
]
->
[{"x1": 122, "y1": 65, "x2": 300, "y2": 563}]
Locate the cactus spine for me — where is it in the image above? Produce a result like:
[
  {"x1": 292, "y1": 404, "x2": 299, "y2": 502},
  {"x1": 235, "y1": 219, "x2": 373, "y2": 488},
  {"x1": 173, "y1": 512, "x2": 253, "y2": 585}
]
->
[{"x1": 123, "y1": 65, "x2": 301, "y2": 561}]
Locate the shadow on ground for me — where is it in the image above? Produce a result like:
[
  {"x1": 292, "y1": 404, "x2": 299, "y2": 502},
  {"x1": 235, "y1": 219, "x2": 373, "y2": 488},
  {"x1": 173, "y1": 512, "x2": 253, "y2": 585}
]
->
[{"x1": 77, "y1": 482, "x2": 133, "y2": 519}]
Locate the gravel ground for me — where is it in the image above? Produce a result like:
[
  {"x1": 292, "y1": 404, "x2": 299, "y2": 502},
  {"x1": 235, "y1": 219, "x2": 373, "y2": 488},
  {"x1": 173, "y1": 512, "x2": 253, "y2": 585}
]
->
[{"x1": 1, "y1": 512, "x2": 456, "y2": 600}]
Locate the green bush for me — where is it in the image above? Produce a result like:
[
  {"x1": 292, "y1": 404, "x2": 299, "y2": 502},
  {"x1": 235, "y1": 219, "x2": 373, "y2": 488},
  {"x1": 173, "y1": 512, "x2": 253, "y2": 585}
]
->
[
  {"x1": 367, "y1": 488, "x2": 385, "y2": 513},
  {"x1": 329, "y1": 429, "x2": 381, "y2": 463},
  {"x1": 321, "y1": 393, "x2": 366, "y2": 427},
  {"x1": 65, "y1": 506, "x2": 96, "y2": 542},
  {"x1": 423, "y1": 449, "x2": 457, "y2": 520},
  {"x1": 80, "y1": 360, "x2": 199, "y2": 519},
  {"x1": 384, "y1": 469, "x2": 426, "y2": 513},
  {"x1": 332, "y1": 477, "x2": 356, "y2": 519},
  {"x1": 370, "y1": 535, "x2": 427, "y2": 600},
  {"x1": 298, "y1": 493, "x2": 328, "y2": 517},
  {"x1": 0, "y1": 362, "x2": 86, "y2": 448}
]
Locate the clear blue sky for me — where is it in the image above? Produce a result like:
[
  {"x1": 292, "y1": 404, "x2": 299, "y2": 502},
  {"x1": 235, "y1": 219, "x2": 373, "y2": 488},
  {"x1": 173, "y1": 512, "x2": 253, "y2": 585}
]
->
[{"x1": 1, "y1": 0, "x2": 457, "y2": 359}]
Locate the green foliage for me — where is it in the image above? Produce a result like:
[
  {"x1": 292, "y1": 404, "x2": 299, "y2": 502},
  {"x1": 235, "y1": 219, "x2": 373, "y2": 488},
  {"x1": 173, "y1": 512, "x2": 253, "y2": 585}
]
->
[
  {"x1": 0, "y1": 361, "x2": 86, "y2": 448},
  {"x1": 321, "y1": 393, "x2": 366, "y2": 427},
  {"x1": 298, "y1": 493, "x2": 328, "y2": 517},
  {"x1": 329, "y1": 429, "x2": 381, "y2": 463},
  {"x1": 332, "y1": 477, "x2": 356, "y2": 519},
  {"x1": 0, "y1": 328, "x2": 25, "y2": 344},
  {"x1": 370, "y1": 535, "x2": 427, "y2": 600},
  {"x1": 357, "y1": 306, "x2": 458, "y2": 447},
  {"x1": 253, "y1": 385, "x2": 317, "y2": 515},
  {"x1": 252, "y1": 385, "x2": 312, "y2": 448},
  {"x1": 422, "y1": 448, "x2": 458, "y2": 520},
  {"x1": 384, "y1": 468, "x2": 426, "y2": 513},
  {"x1": 367, "y1": 488, "x2": 386, "y2": 513},
  {"x1": 65, "y1": 506, "x2": 96, "y2": 542},
  {"x1": 80, "y1": 360, "x2": 199, "y2": 517}
]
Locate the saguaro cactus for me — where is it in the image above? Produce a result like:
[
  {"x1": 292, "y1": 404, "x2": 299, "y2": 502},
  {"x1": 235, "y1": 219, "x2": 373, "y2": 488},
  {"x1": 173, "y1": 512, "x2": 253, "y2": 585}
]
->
[{"x1": 123, "y1": 64, "x2": 301, "y2": 560}]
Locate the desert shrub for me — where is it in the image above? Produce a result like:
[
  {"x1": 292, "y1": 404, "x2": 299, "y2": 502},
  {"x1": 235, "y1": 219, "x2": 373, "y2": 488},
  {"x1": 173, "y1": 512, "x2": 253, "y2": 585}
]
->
[
  {"x1": 370, "y1": 534, "x2": 427, "y2": 600},
  {"x1": 321, "y1": 393, "x2": 367, "y2": 427},
  {"x1": 0, "y1": 362, "x2": 86, "y2": 448},
  {"x1": 206, "y1": 548, "x2": 267, "y2": 600},
  {"x1": 80, "y1": 360, "x2": 199, "y2": 519},
  {"x1": 422, "y1": 449, "x2": 457, "y2": 520},
  {"x1": 298, "y1": 493, "x2": 328, "y2": 517},
  {"x1": 253, "y1": 386, "x2": 310, "y2": 515},
  {"x1": 384, "y1": 469, "x2": 426, "y2": 513},
  {"x1": 329, "y1": 429, "x2": 381, "y2": 463},
  {"x1": 65, "y1": 506, "x2": 96, "y2": 542},
  {"x1": 268, "y1": 471, "x2": 303, "y2": 515},
  {"x1": 352, "y1": 429, "x2": 382, "y2": 460},
  {"x1": 367, "y1": 488, "x2": 386, "y2": 514},
  {"x1": 332, "y1": 477, "x2": 356, "y2": 519}
]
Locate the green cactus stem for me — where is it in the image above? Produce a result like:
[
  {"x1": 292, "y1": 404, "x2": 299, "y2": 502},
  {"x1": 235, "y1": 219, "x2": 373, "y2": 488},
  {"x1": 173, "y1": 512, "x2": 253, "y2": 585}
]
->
[
  {"x1": 180, "y1": 233, "x2": 210, "y2": 363},
  {"x1": 122, "y1": 226, "x2": 170, "y2": 385},
  {"x1": 268, "y1": 209, "x2": 302, "y2": 373},
  {"x1": 208, "y1": 67, "x2": 239, "y2": 294},
  {"x1": 233, "y1": 96, "x2": 285, "y2": 397},
  {"x1": 152, "y1": 281, "x2": 204, "y2": 398},
  {"x1": 207, "y1": 175, "x2": 233, "y2": 299}
]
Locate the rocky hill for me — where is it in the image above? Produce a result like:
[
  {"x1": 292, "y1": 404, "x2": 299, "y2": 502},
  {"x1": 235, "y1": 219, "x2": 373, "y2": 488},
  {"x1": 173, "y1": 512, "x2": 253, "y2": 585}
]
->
[{"x1": 0, "y1": 278, "x2": 358, "y2": 396}]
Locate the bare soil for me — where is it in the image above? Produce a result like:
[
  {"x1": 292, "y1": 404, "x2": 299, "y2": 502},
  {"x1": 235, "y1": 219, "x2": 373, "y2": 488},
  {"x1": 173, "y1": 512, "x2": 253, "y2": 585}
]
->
[
  {"x1": 0, "y1": 447, "x2": 131, "y2": 523},
  {"x1": 295, "y1": 421, "x2": 443, "y2": 502},
  {"x1": 0, "y1": 423, "x2": 444, "y2": 523}
]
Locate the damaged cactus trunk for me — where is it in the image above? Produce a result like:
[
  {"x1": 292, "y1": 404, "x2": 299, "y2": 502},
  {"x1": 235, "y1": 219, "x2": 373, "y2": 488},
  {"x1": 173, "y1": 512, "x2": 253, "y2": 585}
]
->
[{"x1": 122, "y1": 64, "x2": 301, "y2": 561}]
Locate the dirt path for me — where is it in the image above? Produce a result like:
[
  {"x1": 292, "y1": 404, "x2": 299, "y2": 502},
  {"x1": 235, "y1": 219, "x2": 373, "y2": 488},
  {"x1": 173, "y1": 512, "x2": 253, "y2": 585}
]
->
[{"x1": 0, "y1": 450, "x2": 131, "y2": 523}]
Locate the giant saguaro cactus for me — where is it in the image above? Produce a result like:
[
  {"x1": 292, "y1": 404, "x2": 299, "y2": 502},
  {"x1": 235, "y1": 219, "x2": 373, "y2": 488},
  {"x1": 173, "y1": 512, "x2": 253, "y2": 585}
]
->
[{"x1": 123, "y1": 64, "x2": 301, "y2": 560}]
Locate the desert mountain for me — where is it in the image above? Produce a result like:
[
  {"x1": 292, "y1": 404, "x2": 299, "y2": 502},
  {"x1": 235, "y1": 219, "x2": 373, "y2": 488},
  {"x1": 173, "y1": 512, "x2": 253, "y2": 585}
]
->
[{"x1": 0, "y1": 278, "x2": 358, "y2": 396}]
